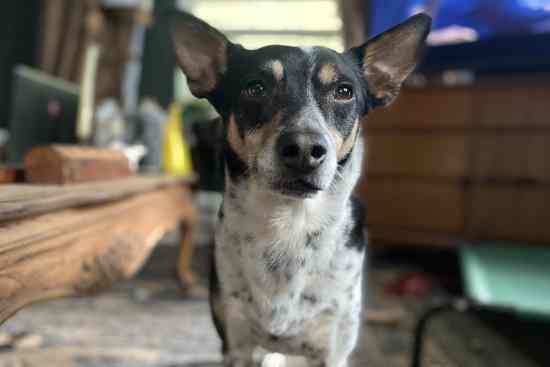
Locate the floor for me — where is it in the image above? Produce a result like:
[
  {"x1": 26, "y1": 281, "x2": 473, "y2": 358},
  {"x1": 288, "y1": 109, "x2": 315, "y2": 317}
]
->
[{"x1": 0, "y1": 243, "x2": 545, "y2": 367}]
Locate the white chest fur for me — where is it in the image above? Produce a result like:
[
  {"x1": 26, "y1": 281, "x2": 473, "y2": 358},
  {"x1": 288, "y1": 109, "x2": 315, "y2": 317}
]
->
[{"x1": 215, "y1": 180, "x2": 364, "y2": 339}]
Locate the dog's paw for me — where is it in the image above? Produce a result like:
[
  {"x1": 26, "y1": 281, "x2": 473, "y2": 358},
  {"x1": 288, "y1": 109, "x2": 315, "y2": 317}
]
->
[{"x1": 261, "y1": 353, "x2": 286, "y2": 367}]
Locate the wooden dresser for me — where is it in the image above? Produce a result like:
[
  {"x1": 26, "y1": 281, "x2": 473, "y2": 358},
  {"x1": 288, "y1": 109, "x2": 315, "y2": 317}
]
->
[{"x1": 359, "y1": 75, "x2": 550, "y2": 247}]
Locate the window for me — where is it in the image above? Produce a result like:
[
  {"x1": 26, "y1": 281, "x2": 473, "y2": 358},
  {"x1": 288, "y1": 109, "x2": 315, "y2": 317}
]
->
[
  {"x1": 174, "y1": 0, "x2": 344, "y2": 101},
  {"x1": 190, "y1": 0, "x2": 343, "y2": 51}
]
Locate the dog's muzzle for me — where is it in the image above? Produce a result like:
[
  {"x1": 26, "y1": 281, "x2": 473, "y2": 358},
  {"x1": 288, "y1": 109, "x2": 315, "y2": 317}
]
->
[{"x1": 275, "y1": 131, "x2": 330, "y2": 196}]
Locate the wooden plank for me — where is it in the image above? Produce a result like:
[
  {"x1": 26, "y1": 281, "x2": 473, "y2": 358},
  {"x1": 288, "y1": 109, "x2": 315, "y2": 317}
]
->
[
  {"x1": 39, "y1": 0, "x2": 65, "y2": 74},
  {"x1": 339, "y1": 0, "x2": 367, "y2": 49},
  {"x1": 0, "y1": 167, "x2": 16, "y2": 184},
  {"x1": 0, "y1": 167, "x2": 24, "y2": 184},
  {"x1": 366, "y1": 88, "x2": 472, "y2": 129},
  {"x1": 365, "y1": 133, "x2": 468, "y2": 178},
  {"x1": 0, "y1": 175, "x2": 192, "y2": 222},
  {"x1": 24, "y1": 145, "x2": 131, "y2": 184},
  {"x1": 468, "y1": 185, "x2": 550, "y2": 243},
  {"x1": 58, "y1": 1, "x2": 85, "y2": 81},
  {"x1": 360, "y1": 179, "x2": 465, "y2": 233},
  {"x1": 472, "y1": 133, "x2": 550, "y2": 183},
  {"x1": 0, "y1": 185, "x2": 192, "y2": 323}
]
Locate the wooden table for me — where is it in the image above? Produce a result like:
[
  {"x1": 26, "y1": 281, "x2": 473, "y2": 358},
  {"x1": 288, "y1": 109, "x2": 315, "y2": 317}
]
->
[{"x1": 0, "y1": 175, "x2": 197, "y2": 324}]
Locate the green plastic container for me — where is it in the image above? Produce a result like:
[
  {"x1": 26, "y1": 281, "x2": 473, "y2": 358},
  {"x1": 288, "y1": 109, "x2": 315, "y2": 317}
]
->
[{"x1": 461, "y1": 243, "x2": 550, "y2": 321}]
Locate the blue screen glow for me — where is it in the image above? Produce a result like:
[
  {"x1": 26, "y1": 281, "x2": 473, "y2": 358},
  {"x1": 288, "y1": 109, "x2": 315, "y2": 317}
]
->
[{"x1": 370, "y1": 0, "x2": 550, "y2": 45}]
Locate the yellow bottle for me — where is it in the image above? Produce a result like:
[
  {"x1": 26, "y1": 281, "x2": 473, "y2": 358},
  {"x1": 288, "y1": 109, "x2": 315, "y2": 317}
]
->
[{"x1": 162, "y1": 103, "x2": 193, "y2": 177}]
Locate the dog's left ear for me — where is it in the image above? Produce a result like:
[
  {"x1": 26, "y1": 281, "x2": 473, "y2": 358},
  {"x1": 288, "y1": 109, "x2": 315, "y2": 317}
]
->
[
  {"x1": 347, "y1": 14, "x2": 431, "y2": 108},
  {"x1": 170, "y1": 11, "x2": 231, "y2": 98}
]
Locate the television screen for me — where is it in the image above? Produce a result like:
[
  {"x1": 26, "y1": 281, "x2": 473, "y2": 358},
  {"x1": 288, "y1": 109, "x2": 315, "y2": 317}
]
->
[{"x1": 369, "y1": 0, "x2": 550, "y2": 45}]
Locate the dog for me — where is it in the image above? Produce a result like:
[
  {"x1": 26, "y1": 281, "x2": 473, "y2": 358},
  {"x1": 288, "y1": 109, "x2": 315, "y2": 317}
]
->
[{"x1": 170, "y1": 12, "x2": 431, "y2": 367}]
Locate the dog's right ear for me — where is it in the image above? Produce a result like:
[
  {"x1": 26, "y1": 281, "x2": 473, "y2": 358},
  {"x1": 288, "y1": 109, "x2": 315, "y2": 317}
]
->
[
  {"x1": 346, "y1": 14, "x2": 431, "y2": 108},
  {"x1": 170, "y1": 12, "x2": 230, "y2": 98}
]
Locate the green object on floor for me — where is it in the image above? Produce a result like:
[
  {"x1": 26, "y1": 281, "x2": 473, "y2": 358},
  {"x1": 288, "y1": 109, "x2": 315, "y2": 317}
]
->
[{"x1": 461, "y1": 243, "x2": 550, "y2": 321}]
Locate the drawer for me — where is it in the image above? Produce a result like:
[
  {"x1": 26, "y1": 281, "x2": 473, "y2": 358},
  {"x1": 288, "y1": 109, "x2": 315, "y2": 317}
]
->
[
  {"x1": 365, "y1": 133, "x2": 468, "y2": 178},
  {"x1": 468, "y1": 185, "x2": 550, "y2": 243},
  {"x1": 474, "y1": 87, "x2": 550, "y2": 128},
  {"x1": 360, "y1": 179, "x2": 465, "y2": 233},
  {"x1": 368, "y1": 227, "x2": 462, "y2": 247},
  {"x1": 472, "y1": 134, "x2": 550, "y2": 182},
  {"x1": 366, "y1": 88, "x2": 472, "y2": 129}
]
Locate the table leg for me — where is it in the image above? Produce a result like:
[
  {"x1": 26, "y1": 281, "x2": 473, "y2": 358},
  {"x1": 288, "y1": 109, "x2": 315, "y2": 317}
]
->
[{"x1": 177, "y1": 209, "x2": 198, "y2": 291}]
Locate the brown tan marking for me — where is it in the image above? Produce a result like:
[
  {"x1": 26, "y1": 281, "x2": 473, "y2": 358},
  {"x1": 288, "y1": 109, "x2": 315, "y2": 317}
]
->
[
  {"x1": 318, "y1": 63, "x2": 337, "y2": 85},
  {"x1": 227, "y1": 115, "x2": 249, "y2": 162},
  {"x1": 227, "y1": 114, "x2": 281, "y2": 162},
  {"x1": 336, "y1": 120, "x2": 359, "y2": 161}
]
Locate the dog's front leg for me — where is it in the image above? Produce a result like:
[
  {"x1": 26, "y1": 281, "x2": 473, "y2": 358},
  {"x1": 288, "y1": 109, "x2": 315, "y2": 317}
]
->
[
  {"x1": 304, "y1": 309, "x2": 361, "y2": 367},
  {"x1": 300, "y1": 314, "x2": 332, "y2": 367},
  {"x1": 325, "y1": 310, "x2": 361, "y2": 367},
  {"x1": 224, "y1": 315, "x2": 258, "y2": 367}
]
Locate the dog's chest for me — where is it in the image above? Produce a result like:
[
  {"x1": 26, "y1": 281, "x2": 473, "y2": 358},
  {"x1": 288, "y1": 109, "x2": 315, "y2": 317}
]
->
[{"x1": 216, "y1": 192, "x2": 363, "y2": 338}]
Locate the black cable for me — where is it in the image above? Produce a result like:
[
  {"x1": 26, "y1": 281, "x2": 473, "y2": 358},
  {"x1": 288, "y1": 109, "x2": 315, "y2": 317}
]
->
[{"x1": 411, "y1": 297, "x2": 518, "y2": 367}]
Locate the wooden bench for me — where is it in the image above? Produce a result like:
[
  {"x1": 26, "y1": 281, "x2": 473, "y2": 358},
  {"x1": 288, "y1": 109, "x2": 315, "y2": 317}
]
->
[{"x1": 0, "y1": 175, "x2": 197, "y2": 324}]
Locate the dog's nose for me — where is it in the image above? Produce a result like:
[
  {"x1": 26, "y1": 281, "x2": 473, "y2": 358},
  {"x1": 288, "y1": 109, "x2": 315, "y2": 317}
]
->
[{"x1": 277, "y1": 132, "x2": 328, "y2": 172}]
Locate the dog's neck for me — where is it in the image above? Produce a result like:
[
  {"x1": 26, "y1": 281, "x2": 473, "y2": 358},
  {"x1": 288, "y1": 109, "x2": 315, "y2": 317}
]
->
[{"x1": 221, "y1": 136, "x2": 364, "y2": 239}]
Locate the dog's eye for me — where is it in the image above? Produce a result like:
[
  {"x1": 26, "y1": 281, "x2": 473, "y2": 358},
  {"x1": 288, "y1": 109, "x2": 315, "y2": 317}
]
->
[
  {"x1": 335, "y1": 84, "x2": 353, "y2": 100},
  {"x1": 242, "y1": 81, "x2": 266, "y2": 98}
]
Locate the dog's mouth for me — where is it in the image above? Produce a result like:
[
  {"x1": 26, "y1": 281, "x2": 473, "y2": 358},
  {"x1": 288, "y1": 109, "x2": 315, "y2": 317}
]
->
[{"x1": 275, "y1": 178, "x2": 323, "y2": 198}]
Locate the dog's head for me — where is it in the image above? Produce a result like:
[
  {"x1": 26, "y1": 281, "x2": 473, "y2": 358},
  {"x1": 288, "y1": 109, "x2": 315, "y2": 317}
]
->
[{"x1": 171, "y1": 12, "x2": 430, "y2": 198}]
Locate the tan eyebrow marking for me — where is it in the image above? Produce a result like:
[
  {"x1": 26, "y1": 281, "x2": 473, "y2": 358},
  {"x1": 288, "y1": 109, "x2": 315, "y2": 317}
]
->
[
  {"x1": 269, "y1": 60, "x2": 284, "y2": 81},
  {"x1": 318, "y1": 63, "x2": 337, "y2": 85}
]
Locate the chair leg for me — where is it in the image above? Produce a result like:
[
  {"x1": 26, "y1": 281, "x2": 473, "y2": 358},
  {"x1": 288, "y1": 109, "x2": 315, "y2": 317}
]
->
[
  {"x1": 411, "y1": 297, "x2": 519, "y2": 367},
  {"x1": 411, "y1": 299, "x2": 471, "y2": 367}
]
